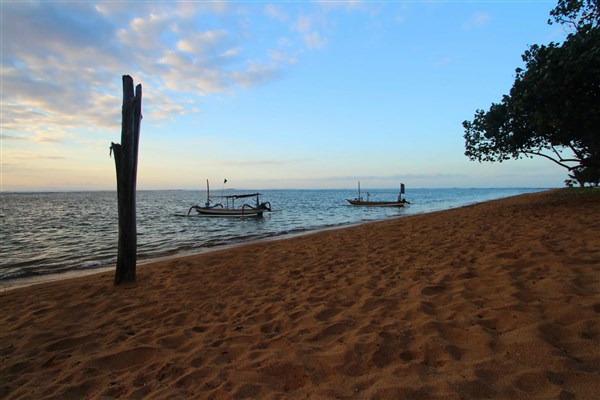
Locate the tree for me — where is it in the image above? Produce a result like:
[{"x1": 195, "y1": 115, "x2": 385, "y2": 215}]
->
[
  {"x1": 569, "y1": 165, "x2": 600, "y2": 187},
  {"x1": 463, "y1": 0, "x2": 600, "y2": 179}
]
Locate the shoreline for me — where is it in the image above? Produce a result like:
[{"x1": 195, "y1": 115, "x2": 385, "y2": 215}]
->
[
  {"x1": 0, "y1": 191, "x2": 548, "y2": 293},
  {"x1": 1, "y1": 188, "x2": 598, "y2": 399}
]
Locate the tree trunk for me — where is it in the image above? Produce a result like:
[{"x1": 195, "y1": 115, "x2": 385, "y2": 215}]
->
[{"x1": 111, "y1": 75, "x2": 142, "y2": 285}]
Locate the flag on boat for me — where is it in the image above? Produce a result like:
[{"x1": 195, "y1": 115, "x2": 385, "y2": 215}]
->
[
  {"x1": 224, "y1": 179, "x2": 227, "y2": 184},
  {"x1": 401, "y1": 183, "x2": 405, "y2": 194}
]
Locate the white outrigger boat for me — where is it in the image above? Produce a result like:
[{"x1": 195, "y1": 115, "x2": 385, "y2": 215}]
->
[{"x1": 188, "y1": 180, "x2": 272, "y2": 217}]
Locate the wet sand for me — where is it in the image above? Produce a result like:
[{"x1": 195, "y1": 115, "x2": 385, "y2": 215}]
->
[{"x1": 1, "y1": 189, "x2": 599, "y2": 399}]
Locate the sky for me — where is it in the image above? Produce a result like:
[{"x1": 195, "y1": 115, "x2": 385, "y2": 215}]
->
[{"x1": 1, "y1": 0, "x2": 571, "y2": 191}]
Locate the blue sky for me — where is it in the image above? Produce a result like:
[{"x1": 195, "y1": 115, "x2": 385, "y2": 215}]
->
[{"x1": 1, "y1": 1, "x2": 569, "y2": 191}]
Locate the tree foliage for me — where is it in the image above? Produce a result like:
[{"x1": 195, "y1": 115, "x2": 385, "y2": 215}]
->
[
  {"x1": 463, "y1": 0, "x2": 600, "y2": 181},
  {"x1": 549, "y1": 0, "x2": 599, "y2": 32},
  {"x1": 569, "y1": 165, "x2": 600, "y2": 186}
]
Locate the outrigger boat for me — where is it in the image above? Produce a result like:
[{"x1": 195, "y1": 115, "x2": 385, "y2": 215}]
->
[
  {"x1": 347, "y1": 182, "x2": 409, "y2": 207},
  {"x1": 188, "y1": 180, "x2": 272, "y2": 217}
]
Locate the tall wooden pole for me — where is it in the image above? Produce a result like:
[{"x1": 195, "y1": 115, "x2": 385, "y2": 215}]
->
[{"x1": 110, "y1": 75, "x2": 142, "y2": 285}]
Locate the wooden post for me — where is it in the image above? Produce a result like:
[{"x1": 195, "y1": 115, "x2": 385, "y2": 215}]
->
[{"x1": 110, "y1": 75, "x2": 142, "y2": 285}]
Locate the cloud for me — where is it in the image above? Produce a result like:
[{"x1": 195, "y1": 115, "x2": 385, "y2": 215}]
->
[
  {"x1": 295, "y1": 15, "x2": 313, "y2": 33},
  {"x1": 268, "y1": 49, "x2": 298, "y2": 65},
  {"x1": 293, "y1": 15, "x2": 328, "y2": 49},
  {"x1": 1, "y1": 2, "x2": 299, "y2": 139},
  {"x1": 225, "y1": 158, "x2": 313, "y2": 167},
  {"x1": 324, "y1": 172, "x2": 469, "y2": 182},
  {"x1": 1, "y1": 134, "x2": 28, "y2": 141},
  {"x1": 5, "y1": 151, "x2": 67, "y2": 161},
  {"x1": 432, "y1": 56, "x2": 451, "y2": 68},
  {"x1": 33, "y1": 136, "x2": 64, "y2": 144},
  {"x1": 175, "y1": 29, "x2": 231, "y2": 58},
  {"x1": 231, "y1": 61, "x2": 283, "y2": 88},
  {"x1": 220, "y1": 47, "x2": 240, "y2": 58},
  {"x1": 316, "y1": 0, "x2": 366, "y2": 12},
  {"x1": 2, "y1": 67, "x2": 122, "y2": 132},
  {"x1": 117, "y1": 12, "x2": 173, "y2": 51},
  {"x1": 2, "y1": 0, "x2": 351, "y2": 168},
  {"x1": 265, "y1": 4, "x2": 288, "y2": 22},
  {"x1": 463, "y1": 12, "x2": 491, "y2": 30},
  {"x1": 304, "y1": 32, "x2": 327, "y2": 49}
]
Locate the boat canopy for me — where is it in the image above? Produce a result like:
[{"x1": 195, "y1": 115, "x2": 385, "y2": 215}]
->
[{"x1": 222, "y1": 193, "x2": 261, "y2": 199}]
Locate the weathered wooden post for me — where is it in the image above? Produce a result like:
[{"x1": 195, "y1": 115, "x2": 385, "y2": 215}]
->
[{"x1": 110, "y1": 75, "x2": 142, "y2": 285}]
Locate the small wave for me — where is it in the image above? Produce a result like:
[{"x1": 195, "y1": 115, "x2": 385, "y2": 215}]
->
[
  {"x1": 80, "y1": 259, "x2": 114, "y2": 269},
  {"x1": 0, "y1": 270, "x2": 28, "y2": 281}
]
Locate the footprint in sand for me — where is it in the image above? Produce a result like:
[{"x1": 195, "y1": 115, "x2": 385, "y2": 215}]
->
[{"x1": 420, "y1": 285, "x2": 445, "y2": 296}]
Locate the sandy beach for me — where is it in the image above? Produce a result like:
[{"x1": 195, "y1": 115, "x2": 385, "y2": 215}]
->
[{"x1": 1, "y1": 189, "x2": 599, "y2": 399}]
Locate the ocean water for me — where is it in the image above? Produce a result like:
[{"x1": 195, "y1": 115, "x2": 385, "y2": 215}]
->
[{"x1": 0, "y1": 188, "x2": 547, "y2": 284}]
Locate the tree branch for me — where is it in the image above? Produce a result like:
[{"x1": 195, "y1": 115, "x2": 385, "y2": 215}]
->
[
  {"x1": 566, "y1": 143, "x2": 585, "y2": 160},
  {"x1": 550, "y1": 145, "x2": 564, "y2": 161},
  {"x1": 522, "y1": 150, "x2": 579, "y2": 170}
]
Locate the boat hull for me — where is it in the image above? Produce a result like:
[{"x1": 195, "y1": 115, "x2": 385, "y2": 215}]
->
[
  {"x1": 346, "y1": 199, "x2": 405, "y2": 207},
  {"x1": 193, "y1": 207, "x2": 265, "y2": 217}
]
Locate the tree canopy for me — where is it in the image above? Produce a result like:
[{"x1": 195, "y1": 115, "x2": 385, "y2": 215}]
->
[
  {"x1": 548, "y1": 0, "x2": 599, "y2": 32},
  {"x1": 463, "y1": 0, "x2": 600, "y2": 185}
]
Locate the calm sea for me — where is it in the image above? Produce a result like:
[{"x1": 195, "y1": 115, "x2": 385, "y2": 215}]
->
[{"x1": 0, "y1": 188, "x2": 547, "y2": 285}]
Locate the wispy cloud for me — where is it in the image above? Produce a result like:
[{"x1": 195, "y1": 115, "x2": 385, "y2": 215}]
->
[
  {"x1": 265, "y1": 4, "x2": 288, "y2": 22},
  {"x1": 33, "y1": 136, "x2": 63, "y2": 144},
  {"x1": 1, "y1": 2, "x2": 305, "y2": 139},
  {"x1": 225, "y1": 158, "x2": 314, "y2": 167},
  {"x1": 432, "y1": 56, "x2": 451, "y2": 68},
  {"x1": 304, "y1": 32, "x2": 328, "y2": 49},
  {"x1": 293, "y1": 14, "x2": 328, "y2": 49},
  {"x1": 316, "y1": 0, "x2": 366, "y2": 13},
  {"x1": 463, "y1": 12, "x2": 491, "y2": 30},
  {"x1": 323, "y1": 172, "x2": 469, "y2": 182},
  {"x1": 5, "y1": 151, "x2": 67, "y2": 161},
  {"x1": 1, "y1": 134, "x2": 29, "y2": 141}
]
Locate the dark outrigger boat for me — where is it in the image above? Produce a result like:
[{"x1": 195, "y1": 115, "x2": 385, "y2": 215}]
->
[
  {"x1": 347, "y1": 182, "x2": 409, "y2": 207},
  {"x1": 188, "y1": 180, "x2": 272, "y2": 217}
]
